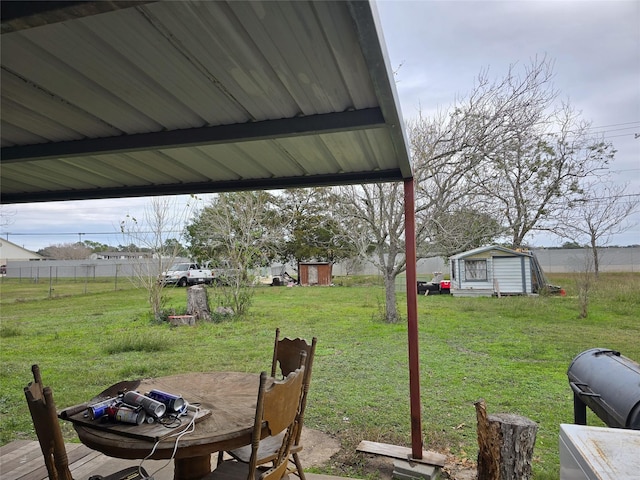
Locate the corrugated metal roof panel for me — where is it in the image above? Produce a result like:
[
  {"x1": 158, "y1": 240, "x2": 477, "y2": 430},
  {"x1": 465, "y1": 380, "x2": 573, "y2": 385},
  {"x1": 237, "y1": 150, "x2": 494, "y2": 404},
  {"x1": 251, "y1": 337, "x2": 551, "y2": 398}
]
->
[{"x1": 1, "y1": 0, "x2": 412, "y2": 204}]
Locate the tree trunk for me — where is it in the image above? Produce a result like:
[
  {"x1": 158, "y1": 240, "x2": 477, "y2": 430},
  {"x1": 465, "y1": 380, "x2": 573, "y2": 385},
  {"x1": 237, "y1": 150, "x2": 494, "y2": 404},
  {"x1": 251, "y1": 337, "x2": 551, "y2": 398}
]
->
[
  {"x1": 383, "y1": 271, "x2": 399, "y2": 323},
  {"x1": 475, "y1": 399, "x2": 538, "y2": 480},
  {"x1": 590, "y1": 238, "x2": 600, "y2": 277},
  {"x1": 187, "y1": 285, "x2": 211, "y2": 322}
]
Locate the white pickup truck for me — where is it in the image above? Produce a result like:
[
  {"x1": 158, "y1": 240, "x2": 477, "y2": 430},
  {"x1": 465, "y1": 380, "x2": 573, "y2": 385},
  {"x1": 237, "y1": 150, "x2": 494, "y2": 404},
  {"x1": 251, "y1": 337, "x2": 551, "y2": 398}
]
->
[{"x1": 162, "y1": 263, "x2": 212, "y2": 287}]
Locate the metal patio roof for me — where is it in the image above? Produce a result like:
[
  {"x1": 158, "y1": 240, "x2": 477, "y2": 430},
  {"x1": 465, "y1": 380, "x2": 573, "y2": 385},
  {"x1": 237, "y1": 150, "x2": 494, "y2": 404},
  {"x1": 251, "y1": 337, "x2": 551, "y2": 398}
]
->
[{"x1": 0, "y1": 0, "x2": 412, "y2": 204}]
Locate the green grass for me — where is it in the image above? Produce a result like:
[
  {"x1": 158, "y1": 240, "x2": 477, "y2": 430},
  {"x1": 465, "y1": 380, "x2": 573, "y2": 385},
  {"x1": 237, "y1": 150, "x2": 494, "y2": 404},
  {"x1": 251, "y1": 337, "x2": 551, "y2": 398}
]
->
[{"x1": 1, "y1": 273, "x2": 638, "y2": 479}]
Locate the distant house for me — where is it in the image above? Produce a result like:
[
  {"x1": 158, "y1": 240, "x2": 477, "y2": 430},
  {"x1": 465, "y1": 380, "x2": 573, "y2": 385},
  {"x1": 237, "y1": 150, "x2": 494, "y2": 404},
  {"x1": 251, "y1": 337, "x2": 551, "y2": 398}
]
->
[
  {"x1": 0, "y1": 238, "x2": 43, "y2": 265},
  {"x1": 449, "y1": 245, "x2": 547, "y2": 297}
]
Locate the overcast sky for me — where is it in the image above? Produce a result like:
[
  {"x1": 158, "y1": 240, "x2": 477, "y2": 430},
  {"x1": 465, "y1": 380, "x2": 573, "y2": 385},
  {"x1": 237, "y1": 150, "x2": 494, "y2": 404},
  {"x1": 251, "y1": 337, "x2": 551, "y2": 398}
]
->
[{"x1": 3, "y1": 0, "x2": 639, "y2": 252}]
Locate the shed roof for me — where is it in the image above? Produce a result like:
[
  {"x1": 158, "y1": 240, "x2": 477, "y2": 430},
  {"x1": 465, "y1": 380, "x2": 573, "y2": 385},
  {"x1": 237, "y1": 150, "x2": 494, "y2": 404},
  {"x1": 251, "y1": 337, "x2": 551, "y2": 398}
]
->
[
  {"x1": 1, "y1": 0, "x2": 412, "y2": 204},
  {"x1": 449, "y1": 245, "x2": 532, "y2": 260}
]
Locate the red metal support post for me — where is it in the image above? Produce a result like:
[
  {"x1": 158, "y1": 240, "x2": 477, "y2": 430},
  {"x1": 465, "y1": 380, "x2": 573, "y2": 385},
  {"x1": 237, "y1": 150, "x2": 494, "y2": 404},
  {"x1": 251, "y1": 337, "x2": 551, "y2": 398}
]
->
[{"x1": 404, "y1": 177, "x2": 423, "y2": 459}]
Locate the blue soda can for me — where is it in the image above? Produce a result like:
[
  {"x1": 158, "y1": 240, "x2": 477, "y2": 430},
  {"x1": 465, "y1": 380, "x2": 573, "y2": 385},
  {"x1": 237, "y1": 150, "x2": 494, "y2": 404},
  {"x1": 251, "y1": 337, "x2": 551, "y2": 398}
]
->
[
  {"x1": 146, "y1": 389, "x2": 185, "y2": 413},
  {"x1": 88, "y1": 397, "x2": 117, "y2": 420}
]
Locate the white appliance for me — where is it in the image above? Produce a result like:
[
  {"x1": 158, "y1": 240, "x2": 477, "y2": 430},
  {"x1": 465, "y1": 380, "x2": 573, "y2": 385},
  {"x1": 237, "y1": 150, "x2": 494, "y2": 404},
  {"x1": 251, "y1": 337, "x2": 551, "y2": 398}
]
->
[{"x1": 559, "y1": 423, "x2": 640, "y2": 479}]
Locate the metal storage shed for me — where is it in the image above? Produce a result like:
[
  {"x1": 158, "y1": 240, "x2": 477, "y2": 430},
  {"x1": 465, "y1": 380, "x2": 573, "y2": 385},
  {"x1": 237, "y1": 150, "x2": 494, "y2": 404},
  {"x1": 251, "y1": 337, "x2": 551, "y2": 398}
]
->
[
  {"x1": 1, "y1": 0, "x2": 426, "y2": 459},
  {"x1": 299, "y1": 262, "x2": 333, "y2": 286},
  {"x1": 449, "y1": 245, "x2": 539, "y2": 297}
]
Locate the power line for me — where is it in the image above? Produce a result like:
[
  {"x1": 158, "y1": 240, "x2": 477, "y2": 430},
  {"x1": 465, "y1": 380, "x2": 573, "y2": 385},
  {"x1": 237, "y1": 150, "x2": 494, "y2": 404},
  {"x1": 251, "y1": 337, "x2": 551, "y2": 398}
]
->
[
  {"x1": 602, "y1": 132, "x2": 640, "y2": 140},
  {"x1": 588, "y1": 126, "x2": 640, "y2": 135},
  {"x1": 586, "y1": 121, "x2": 640, "y2": 130},
  {"x1": 2, "y1": 230, "x2": 183, "y2": 236},
  {"x1": 2, "y1": 232, "x2": 120, "y2": 236},
  {"x1": 573, "y1": 193, "x2": 640, "y2": 204}
]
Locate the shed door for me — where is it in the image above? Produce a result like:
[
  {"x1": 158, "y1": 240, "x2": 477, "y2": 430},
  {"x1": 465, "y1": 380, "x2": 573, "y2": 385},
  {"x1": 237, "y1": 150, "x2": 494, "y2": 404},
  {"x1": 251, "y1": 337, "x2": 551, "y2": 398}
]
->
[
  {"x1": 493, "y1": 257, "x2": 526, "y2": 293},
  {"x1": 308, "y1": 265, "x2": 319, "y2": 285}
]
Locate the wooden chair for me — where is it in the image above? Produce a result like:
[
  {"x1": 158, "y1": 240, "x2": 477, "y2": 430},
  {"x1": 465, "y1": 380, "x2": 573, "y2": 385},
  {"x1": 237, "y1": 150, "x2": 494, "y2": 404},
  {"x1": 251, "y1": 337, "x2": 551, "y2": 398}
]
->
[
  {"x1": 205, "y1": 366, "x2": 305, "y2": 480},
  {"x1": 224, "y1": 329, "x2": 317, "y2": 480},
  {"x1": 24, "y1": 364, "x2": 148, "y2": 480}
]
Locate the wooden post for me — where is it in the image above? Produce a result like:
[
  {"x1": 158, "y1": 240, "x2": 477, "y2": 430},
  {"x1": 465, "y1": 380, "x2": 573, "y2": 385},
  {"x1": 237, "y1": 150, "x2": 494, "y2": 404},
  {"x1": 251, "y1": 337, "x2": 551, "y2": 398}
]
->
[
  {"x1": 475, "y1": 399, "x2": 538, "y2": 480},
  {"x1": 186, "y1": 285, "x2": 211, "y2": 322}
]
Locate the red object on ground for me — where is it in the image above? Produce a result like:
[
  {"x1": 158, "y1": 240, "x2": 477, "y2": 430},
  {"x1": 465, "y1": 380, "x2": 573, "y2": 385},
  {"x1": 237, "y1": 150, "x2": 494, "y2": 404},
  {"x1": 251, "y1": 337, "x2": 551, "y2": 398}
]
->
[{"x1": 440, "y1": 280, "x2": 451, "y2": 289}]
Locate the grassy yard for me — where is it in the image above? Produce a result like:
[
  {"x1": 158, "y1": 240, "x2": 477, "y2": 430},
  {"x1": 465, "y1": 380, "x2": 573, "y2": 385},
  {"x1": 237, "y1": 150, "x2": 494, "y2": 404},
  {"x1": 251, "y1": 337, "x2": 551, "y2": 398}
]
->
[{"x1": 1, "y1": 273, "x2": 638, "y2": 479}]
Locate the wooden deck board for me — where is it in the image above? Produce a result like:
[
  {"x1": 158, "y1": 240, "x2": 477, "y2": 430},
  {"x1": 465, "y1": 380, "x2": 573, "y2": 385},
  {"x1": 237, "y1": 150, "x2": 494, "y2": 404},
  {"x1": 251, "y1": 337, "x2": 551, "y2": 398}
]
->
[
  {"x1": 0, "y1": 440, "x2": 352, "y2": 480},
  {"x1": 356, "y1": 440, "x2": 446, "y2": 467},
  {"x1": 1, "y1": 441, "x2": 43, "y2": 480},
  {"x1": 0, "y1": 441, "x2": 175, "y2": 480}
]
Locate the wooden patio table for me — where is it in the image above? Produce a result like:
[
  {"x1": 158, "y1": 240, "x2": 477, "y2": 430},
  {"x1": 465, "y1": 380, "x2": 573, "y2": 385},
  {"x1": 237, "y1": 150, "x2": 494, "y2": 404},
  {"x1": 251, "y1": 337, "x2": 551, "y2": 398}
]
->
[{"x1": 60, "y1": 372, "x2": 268, "y2": 480}]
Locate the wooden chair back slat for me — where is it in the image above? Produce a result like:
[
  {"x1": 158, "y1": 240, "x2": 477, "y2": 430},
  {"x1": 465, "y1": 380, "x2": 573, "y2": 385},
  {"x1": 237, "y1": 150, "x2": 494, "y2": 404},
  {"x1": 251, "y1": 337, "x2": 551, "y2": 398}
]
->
[
  {"x1": 271, "y1": 329, "x2": 317, "y2": 448},
  {"x1": 258, "y1": 458, "x2": 290, "y2": 480},
  {"x1": 219, "y1": 330, "x2": 316, "y2": 479},
  {"x1": 263, "y1": 366, "x2": 305, "y2": 435},
  {"x1": 24, "y1": 365, "x2": 148, "y2": 480},
  {"x1": 271, "y1": 329, "x2": 315, "y2": 379},
  {"x1": 24, "y1": 367, "x2": 73, "y2": 480},
  {"x1": 238, "y1": 366, "x2": 304, "y2": 480}
]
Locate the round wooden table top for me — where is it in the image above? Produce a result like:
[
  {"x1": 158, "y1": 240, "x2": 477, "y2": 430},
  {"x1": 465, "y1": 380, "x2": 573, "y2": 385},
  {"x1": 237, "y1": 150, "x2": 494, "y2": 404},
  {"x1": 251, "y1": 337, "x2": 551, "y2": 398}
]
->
[{"x1": 74, "y1": 371, "x2": 266, "y2": 461}]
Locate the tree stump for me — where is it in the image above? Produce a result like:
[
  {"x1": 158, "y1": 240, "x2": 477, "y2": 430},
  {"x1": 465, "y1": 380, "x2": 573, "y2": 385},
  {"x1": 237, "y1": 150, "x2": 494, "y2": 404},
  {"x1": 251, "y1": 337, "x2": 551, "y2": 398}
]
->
[
  {"x1": 186, "y1": 285, "x2": 211, "y2": 322},
  {"x1": 168, "y1": 315, "x2": 196, "y2": 326},
  {"x1": 475, "y1": 399, "x2": 538, "y2": 480}
]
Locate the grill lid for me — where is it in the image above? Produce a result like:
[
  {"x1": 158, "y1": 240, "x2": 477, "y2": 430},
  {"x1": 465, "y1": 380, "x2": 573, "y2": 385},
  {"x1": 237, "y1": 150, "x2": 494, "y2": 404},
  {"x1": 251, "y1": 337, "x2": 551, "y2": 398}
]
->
[{"x1": 567, "y1": 348, "x2": 640, "y2": 429}]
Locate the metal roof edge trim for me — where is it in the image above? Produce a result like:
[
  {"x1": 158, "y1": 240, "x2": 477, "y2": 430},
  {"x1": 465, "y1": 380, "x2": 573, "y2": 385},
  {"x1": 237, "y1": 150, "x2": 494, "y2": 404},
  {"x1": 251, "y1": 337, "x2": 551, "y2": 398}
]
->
[{"x1": 347, "y1": 0, "x2": 413, "y2": 179}]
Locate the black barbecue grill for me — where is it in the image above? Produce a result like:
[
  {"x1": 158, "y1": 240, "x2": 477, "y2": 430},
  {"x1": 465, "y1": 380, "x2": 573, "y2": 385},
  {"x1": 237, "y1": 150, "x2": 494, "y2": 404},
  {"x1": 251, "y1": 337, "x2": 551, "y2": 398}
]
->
[{"x1": 567, "y1": 348, "x2": 640, "y2": 430}]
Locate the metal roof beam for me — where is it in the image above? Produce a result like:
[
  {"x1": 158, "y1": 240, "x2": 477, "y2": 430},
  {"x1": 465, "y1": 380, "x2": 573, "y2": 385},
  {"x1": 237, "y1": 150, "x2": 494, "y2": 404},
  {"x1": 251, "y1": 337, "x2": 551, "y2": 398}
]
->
[
  {"x1": 1, "y1": 168, "x2": 403, "y2": 204},
  {"x1": 1, "y1": 108, "x2": 385, "y2": 164}
]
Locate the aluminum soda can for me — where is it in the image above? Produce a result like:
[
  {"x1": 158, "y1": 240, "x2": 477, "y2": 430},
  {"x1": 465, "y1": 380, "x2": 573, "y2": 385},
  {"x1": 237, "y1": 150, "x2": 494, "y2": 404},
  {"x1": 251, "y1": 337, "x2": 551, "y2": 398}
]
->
[
  {"x1": 122, "y1": 391, "x2": 166, "y2": 418},
  {"x1": 146, "y1": 389, "x2": 185, "y2": 413},
  {"x1": 113, "y1": 405, "x2": 146, "y2": 425},
  {"x1": 88, "y1": 397, "x2": 117, "y2": 420}
]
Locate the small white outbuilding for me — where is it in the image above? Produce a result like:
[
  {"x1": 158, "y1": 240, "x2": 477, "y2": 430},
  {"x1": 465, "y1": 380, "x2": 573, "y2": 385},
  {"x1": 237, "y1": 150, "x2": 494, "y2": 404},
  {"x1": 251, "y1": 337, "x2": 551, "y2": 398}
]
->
[{"x1": 449, "y1": 245, "x2": 546, "y2": 297}]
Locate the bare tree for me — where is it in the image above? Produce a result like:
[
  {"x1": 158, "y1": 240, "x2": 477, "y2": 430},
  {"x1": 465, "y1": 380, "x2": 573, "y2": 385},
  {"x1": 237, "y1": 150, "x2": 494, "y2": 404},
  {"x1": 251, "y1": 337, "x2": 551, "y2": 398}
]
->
[
  {"x1": 573, "y1": 250, "x2": 596, "y2": 319},
  {"x1": 187, "y1": 191, "x2": 281, "y2": 316},
  {"x1": 335, "y1": 56, "x2": 615, "y2": 323},
  {"x1": 335, "y1": 98, "x2": 505, "y2": 324},
  {"x1": 337, "y1": 183, "x2": 406, "y2": 323},
  {"x1": 120, "y1": 196, "x2": 195, "y2": 321},
  {"x1": 462, "y1": 59, "x2": 616, "y2": 247},
  {"x1": 424, "y1": 208, "x2": 504, "y2": 259},
  {"x1": 557, "y1": 181, "x2": 639, "y2": 276},
  {"x1": 0, "y1": 205, "x2": 16, "y2": 230},
  {"x1": 409, "y1": 110, "x2": 504, "y2": 256}
]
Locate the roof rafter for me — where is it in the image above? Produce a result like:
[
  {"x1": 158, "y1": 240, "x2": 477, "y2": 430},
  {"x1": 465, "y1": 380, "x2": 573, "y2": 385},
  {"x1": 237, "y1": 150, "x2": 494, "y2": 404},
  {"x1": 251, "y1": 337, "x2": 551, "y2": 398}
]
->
[{"x1": 2, "y1": 108, "x2": 385, "y2": 164}]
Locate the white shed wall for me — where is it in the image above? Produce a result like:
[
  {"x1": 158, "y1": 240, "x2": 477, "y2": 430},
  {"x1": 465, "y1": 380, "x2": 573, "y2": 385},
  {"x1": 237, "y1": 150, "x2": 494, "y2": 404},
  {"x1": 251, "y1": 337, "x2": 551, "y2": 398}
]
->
[{"x1": 493, "y1": 256, "x2": 531, "y2": 294}]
